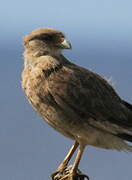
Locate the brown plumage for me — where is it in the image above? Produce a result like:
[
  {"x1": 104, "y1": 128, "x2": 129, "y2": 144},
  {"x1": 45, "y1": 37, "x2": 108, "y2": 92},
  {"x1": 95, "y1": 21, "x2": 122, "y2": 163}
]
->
[{"x1": 22, "y1": 28, "x2": 132, "y2": 180}]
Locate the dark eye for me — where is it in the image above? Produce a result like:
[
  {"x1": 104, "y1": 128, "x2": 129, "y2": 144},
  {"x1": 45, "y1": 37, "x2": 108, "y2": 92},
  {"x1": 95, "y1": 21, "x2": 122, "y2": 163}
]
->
[
  {"x1": 41, "y1": 34, "x2": 53, "y2": 41},
  {"x1": 29, "y1": 34, "x2": 53, "y2": 41}
]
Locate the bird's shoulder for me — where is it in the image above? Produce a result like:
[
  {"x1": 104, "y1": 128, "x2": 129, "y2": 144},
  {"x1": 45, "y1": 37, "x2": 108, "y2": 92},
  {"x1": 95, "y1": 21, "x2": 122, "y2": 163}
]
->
[
  {"x1": 47, "y1": 59, "x2": 132, "y2": 130},
  {"x1": 48, "y1": 58, "x2": 120, "y2": 103}
]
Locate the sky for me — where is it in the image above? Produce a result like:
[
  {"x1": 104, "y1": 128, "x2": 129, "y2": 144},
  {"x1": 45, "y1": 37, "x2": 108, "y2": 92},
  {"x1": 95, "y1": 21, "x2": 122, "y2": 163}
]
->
[{"x1": 0, "y1": 0, "x2": 132, "y2": 180}]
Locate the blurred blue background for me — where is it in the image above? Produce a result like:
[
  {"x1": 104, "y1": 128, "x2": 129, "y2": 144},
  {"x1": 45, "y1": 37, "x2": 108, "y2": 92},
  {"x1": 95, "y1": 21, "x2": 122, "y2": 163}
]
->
[{"x1": 0, "y1": 0, "x2": 132, "y2": 180}]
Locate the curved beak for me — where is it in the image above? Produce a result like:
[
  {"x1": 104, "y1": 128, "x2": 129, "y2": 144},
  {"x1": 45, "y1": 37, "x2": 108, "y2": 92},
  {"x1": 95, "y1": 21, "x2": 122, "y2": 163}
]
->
[{"x1": 59, "y1": 39, "x2": 72, "y2": 49}]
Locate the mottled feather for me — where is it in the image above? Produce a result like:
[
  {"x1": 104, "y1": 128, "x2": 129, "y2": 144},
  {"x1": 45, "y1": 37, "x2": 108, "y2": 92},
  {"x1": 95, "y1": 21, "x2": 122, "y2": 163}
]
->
[{"x1": 22, "y1": 28, "x2": 132, "y2": 151}]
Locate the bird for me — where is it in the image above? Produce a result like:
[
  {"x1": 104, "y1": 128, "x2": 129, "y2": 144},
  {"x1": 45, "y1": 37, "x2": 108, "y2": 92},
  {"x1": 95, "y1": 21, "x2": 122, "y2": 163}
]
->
[{"x1": 22, "y1": 28, "x2": 132, "y2": 180}]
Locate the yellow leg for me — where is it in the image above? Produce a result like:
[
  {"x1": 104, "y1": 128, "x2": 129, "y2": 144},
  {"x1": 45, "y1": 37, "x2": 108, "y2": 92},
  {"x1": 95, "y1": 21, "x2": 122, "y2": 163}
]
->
[
  {"x1": 58, "y1": 141, "x2": 79, "y2": 170},
  {"x1": 71, "y1": 145, "x2": 85, "y2": 173},
  {"x1": 61, "y1": 145, "x2": 89, "y2": 180},
  {"x1": 51, "y1": 141, "x2": 79, "y2": 179}
]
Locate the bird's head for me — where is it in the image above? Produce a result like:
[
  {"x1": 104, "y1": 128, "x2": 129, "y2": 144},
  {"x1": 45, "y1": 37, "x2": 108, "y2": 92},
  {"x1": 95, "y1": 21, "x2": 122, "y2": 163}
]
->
[{"x1": 23, "y1": 28, "x2": 72, "y2": 57}]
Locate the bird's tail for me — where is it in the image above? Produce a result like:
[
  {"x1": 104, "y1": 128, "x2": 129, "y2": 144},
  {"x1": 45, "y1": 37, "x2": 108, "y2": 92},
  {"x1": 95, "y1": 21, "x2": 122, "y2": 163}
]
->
[
  {"x1": 118, "y1": 100, "x2": 132, "y2": 146},
  {"x1": 122, "y1": 100, "x2": 132, "y2": 111}
]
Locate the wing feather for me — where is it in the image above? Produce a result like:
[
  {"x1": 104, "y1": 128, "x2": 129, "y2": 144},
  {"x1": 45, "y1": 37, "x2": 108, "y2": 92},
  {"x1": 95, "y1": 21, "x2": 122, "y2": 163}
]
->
[{"x1": 47, "y1": 62, "x2": 132, "y2": 137}]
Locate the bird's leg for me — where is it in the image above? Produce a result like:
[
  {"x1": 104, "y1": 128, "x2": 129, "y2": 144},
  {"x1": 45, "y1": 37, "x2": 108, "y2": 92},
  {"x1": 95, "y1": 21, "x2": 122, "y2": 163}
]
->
[
  {"x1": 71, "y1": 145, "x2": 85, "y2": 172},
  {"x1": 51, "y1": 141, "x2": 79, "y2": 179},
  {"x1": 58, "y1": 141, "x2": 79, "y2": 170},
  {"x1": 61, "y1": 145, "x2": 89, "y2": 180}
]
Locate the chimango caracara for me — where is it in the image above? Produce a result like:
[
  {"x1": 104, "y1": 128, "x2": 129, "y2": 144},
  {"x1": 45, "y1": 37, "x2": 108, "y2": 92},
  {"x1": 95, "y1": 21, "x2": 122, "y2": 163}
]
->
[{"x1": 22, "y1": 28, "x2": 132, "y2": 180}]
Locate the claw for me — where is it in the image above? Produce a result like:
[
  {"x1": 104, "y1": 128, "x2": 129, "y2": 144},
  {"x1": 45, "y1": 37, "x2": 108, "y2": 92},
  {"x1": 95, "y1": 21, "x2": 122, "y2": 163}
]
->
[
  {"x1": 51, "y1": 166, "x2": 70, "y2": 180},
  {"x1": 51, "y1": 166, "x2": 69, "y2": 180},
  {"x1": 51, "y1": 165, "x2": 89, "y2": 180}
]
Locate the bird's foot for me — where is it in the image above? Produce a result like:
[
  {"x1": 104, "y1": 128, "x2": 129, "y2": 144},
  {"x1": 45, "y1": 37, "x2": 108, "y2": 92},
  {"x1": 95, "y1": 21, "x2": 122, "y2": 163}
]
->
[
  {"x1": 51, "y1": 165, "x2": 89, "y2": 180},
  {"x1": 51, "y1": 165, "x2": 68, "y2": 180}
]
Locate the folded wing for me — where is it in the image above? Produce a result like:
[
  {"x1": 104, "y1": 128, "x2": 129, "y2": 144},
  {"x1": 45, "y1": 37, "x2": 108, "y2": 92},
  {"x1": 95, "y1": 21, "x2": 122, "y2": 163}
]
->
[{"x1": 47, "y1": 61, "x2": 132, "y2": 142}]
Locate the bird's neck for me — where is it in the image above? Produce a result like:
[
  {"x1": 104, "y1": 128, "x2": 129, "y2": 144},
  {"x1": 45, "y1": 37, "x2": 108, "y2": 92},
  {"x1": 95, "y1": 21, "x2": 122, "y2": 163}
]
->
[
  {"x1": 24, "y1": 47, "x2": 62, "y2": 58},
  {"x1": 23, "y1": 49, "x2": 66, "y2": 68},
  {"x1": 23, "y1": 48, "x2": 73, "y2": 75}
]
